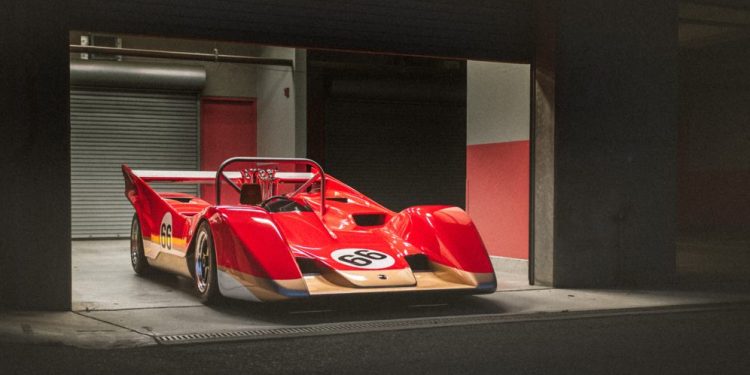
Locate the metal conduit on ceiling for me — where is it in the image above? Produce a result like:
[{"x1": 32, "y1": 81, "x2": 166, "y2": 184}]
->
[
  {"x1": 70, "y1": 45, "x2": 294, "y2": 67},
  {"x1": 70, "y1": 60, "x2": 207, "y2": 91}
]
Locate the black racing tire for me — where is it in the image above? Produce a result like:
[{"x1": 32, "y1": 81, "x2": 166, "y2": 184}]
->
[
  {"x1": 193, "y1": 221, "x2": 221, "y2": 304},
  {"x1": 130, "y1": 214, "x2": 152, "y2": 275}
]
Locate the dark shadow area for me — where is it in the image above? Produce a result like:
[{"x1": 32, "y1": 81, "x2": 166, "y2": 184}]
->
[
  {"x1": 307, "y1": 50, "x2": 467, "y2": 211},
  {"x1": 209, "y1": 294, "x2": 506, "y2": 326},
  {"x1": 678, "y1": 26, "x2": 750, "y2": 284}
]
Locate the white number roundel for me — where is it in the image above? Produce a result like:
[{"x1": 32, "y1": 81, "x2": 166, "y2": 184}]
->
[{"x1": 331, "y1": 248, "x2": 395, "y2": 269}]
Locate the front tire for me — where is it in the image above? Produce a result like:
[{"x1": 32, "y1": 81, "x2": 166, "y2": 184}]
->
[
  {"x1": 194, "y1": 221, "x2": 221, "y2": 304},
  {"x1": 130, "y1": 214, "x2": 151, "y2": 275}
]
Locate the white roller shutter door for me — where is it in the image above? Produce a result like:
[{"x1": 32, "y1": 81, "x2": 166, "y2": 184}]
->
[{"x1": 70, "y1": 89, "x2": 199, "y2": 238}]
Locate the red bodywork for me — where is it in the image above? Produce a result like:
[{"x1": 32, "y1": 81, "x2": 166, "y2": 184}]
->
[{"x1": 122, "y1": 158, "x2": 496, "y2": 301}]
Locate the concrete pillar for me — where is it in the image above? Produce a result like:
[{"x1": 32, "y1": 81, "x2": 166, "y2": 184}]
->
[
  {"x1": 532, "y1": 0, "x2": 678, "y2": 287},
  {"x1": 257, "y1": 46, "x2": 298, "y2": 158},
  {"x1": 294, "y1": 49, "x2": 308, "y2": 158},
  {"x1": 0, "y1": 1, "x2": 71, "y2": 309}
]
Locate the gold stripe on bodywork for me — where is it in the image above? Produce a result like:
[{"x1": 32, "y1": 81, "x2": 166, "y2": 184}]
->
[
  {"x1": 217, "y1": 264, "x2": 495, "y2": 299},
  {"x1": 143, "y1": 239, "x2": 191, "y2": 277},
  {"x1": 218, "y1": 267, "x2": 308, "y2": 301},
  {"x1": 148, "y1": 235, "x2": 188, "y2": 250},
  {"x1": 431, "y1": 261, "x2": 495, "y2": 286},
  {"x1": 305, "y1": 271, "x2": 484, "y2": 295}
]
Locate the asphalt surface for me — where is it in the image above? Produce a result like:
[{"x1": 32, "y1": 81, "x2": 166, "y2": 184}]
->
[{"x1": 3, "y1": 307, "x2": 749, "y2": 375}]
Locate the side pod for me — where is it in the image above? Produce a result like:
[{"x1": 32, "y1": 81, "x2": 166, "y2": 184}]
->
[
  {"x1": 204, "y1": 207, "x2": 309, "y2": 301},
  {"x1": 387, "y1": 205, "x2": 496, "y2": 289}
]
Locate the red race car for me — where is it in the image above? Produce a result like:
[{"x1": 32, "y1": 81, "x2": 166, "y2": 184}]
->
[{"x1": 122, "y1": 157, "x2": 496, "y2": 303}]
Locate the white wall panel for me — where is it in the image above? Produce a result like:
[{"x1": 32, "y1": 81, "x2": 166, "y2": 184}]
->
[
  {"x1": 467, "y1": 61, "x2": 530, "y2": 145},
  {"x1": 257, "y1": 46, "x2": 296, "y2": 157}
]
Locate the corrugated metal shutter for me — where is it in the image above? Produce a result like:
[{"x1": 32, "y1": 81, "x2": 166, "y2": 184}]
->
[{"x1": 71, "y1": 89, "x2": 198, "y2": 239}]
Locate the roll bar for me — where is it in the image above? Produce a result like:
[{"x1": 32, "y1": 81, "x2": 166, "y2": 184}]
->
[{"x1": 215, "y1": 157, "x2": 326, "y2": 215}]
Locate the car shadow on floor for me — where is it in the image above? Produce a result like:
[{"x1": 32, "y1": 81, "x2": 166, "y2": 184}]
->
[
  {"x1": 216, "y1": 294, "x2": 507, "y2": 325},
  {"x1": 138, "y1": 272, "x2": 508, "y2": 326}
]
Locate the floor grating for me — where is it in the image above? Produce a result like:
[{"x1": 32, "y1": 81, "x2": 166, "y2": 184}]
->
[{"x1": 153, "y1": 302, "x2": 749, "y2": 345}]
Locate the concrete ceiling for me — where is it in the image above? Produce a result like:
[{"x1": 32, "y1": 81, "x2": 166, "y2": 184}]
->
[{"x1": 680, "y1": 1, "x2": 750, "y2": 49}]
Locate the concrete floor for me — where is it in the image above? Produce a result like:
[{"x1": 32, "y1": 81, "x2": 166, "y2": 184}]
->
[
  {"x1": 45, "y1": 240, "x2": 750, "y2": 349},
  {"x1": 4, "y1": 239, "x2": 748, "y2": 349},
  {"x1": 71, "y1": 240, "x2": 540, "y2": 311},
  {"x1": 72, "y1": 240, "x2": 200, "y2": 311},
  {"x1": 5, "y1": 307, "x2": 750, "y2": 374}
]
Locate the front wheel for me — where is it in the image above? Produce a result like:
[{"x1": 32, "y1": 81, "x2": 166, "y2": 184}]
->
[{"x1": 193, "y1": 221, "x2": 221, "y2": 304}]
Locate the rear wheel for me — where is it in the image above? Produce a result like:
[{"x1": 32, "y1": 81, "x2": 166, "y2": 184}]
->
[
  {"x1": 194, "y1": 221, "x2": 221, "y2": 304},
  {"x1": 130, "y1": 214, "x2": 151, "y2": 275}
]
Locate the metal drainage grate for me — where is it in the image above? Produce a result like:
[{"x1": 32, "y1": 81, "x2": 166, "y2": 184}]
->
[
  {"x1": 155, "y1": 313, "x2": 543, "y2": 345},
  {"x1": 154, "y1": 302, "x2": 750, "y2": 346}
]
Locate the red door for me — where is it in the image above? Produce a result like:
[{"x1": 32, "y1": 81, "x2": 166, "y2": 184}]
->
[{"x1": 200, "y1": 97, "x2": 257, "y2": 204}]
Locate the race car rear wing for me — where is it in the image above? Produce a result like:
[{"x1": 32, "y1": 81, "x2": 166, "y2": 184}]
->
[
  {"x1": 125, "y1": 157, "x2": 327, "y2": 215},
  {"x1": 132, "y1": 170, "x2": 314, "y2": 184}
]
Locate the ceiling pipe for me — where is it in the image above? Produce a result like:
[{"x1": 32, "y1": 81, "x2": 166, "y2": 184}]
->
[
  {"x1": 71, "y1": 60, "x2": 207, "y2": 91},
  {"x1": 70, "y1": 45, "x2": 294, "y2": 67}
]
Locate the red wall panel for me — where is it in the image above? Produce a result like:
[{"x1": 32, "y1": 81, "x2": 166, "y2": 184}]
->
[
  {"x1": 466, "y1": 141, "x2": 529, "y2": 259},
  {"x1": 200, "y1": 97, "x2": 257, "y2": 204}
]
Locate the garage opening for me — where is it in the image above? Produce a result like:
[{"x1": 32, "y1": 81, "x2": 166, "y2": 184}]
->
[
  {"x1": 307, "y1": 51, "x2": 533, "y2": 288},
  {"x1": 69, "y1": 32, "x2": 535, "y2": 314}
]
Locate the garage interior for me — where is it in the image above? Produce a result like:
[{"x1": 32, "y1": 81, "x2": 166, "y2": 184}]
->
[
  {"x1": 69, "y1": 34, "x2": 300, "y2": 239},
  {"x1": 2, "y1": 0, "x2": 748, "y2": 324},
  {"x1": 68, "y1": 31, "x2": 538, "y2": 313}
]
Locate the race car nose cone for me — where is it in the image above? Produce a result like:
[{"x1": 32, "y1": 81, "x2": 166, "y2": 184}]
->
[{"x1": 327, "y1": 268, "x2": 416, "y2": 288}]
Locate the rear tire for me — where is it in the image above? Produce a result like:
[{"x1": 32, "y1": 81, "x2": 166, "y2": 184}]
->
[
  {"x1": 130, "y1": 214, "x2": 151, "y2": 275},
  {"x1": 193, "y1": 221, "x2": 221, "y2": 304}
]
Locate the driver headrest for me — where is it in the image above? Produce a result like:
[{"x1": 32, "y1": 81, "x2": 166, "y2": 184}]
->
[{"x1": 240, "y1": 184, "x2": 262, "y2": 205}]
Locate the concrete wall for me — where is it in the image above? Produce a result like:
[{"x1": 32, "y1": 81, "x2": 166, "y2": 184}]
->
[
  {"x1": 294, "y1": 49, "x2": 308, "y2": 158},
  {"x1": 679, "y1": 87, "x2": 750, "y2": 236},
  {"x1": 679, "y1": 44, "x2": 750, "y2": 237},
  {"x1": 533, "y1": 0, "x2": 678, "y2": 287},
  {"x1": 257, "y1": 46, "x2": 296, "y2": 157},
  {"x1": 1, "y1": 0, "x2": 71, "y2": 309},
  {"x1": 466, "y1": 62, "x2": 530, "y2": 259}
]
